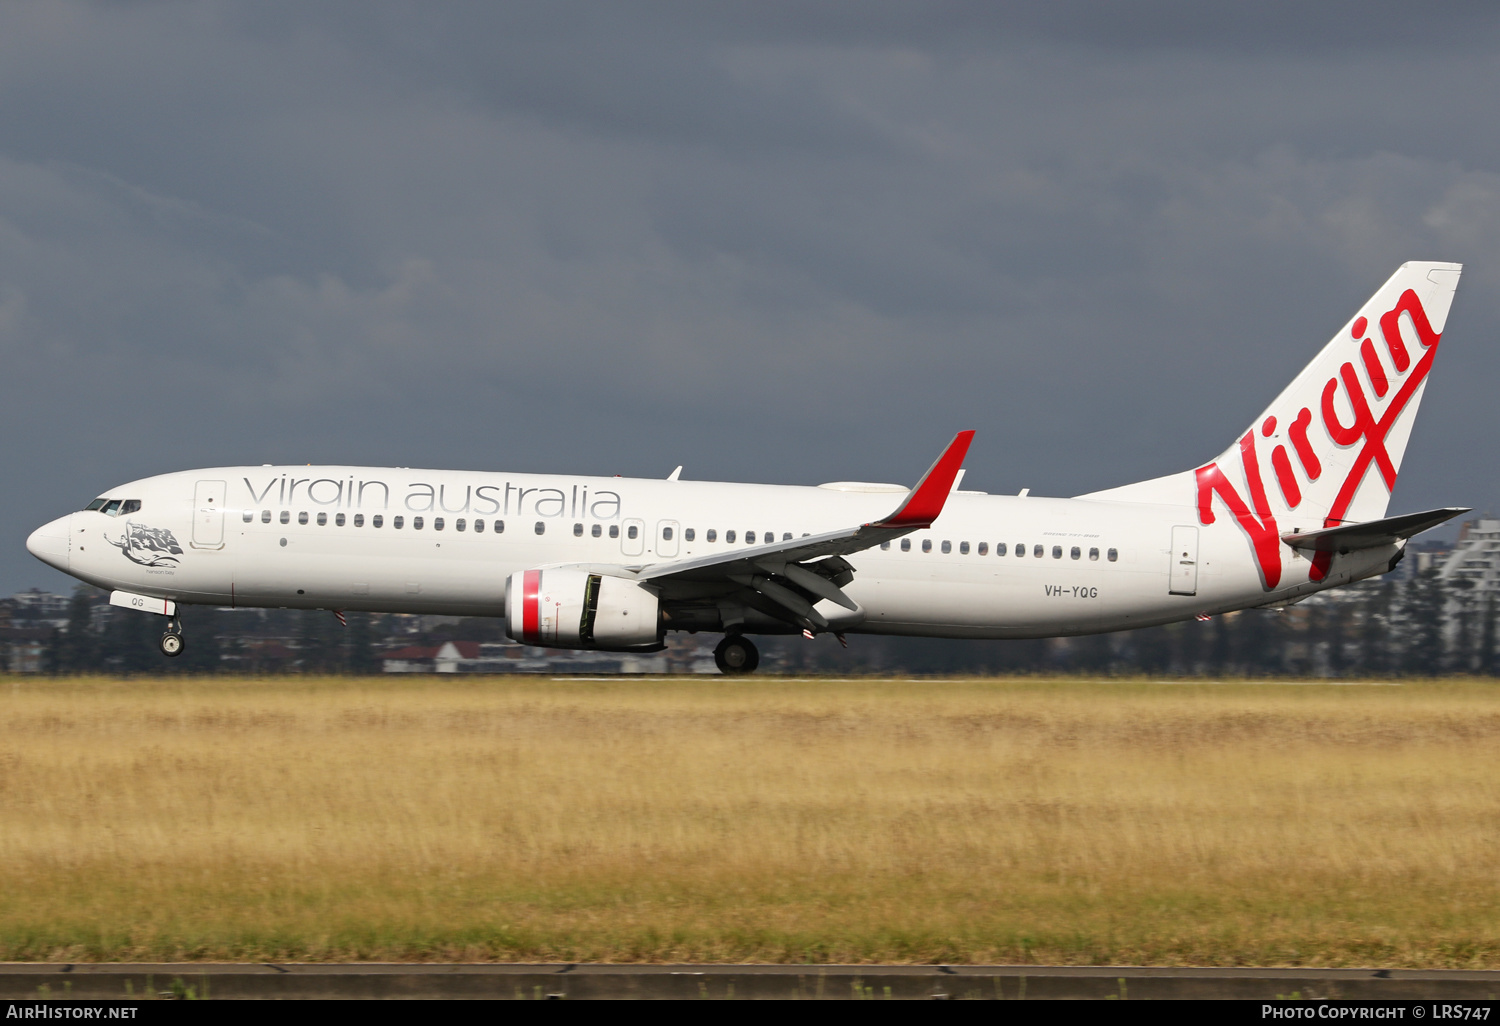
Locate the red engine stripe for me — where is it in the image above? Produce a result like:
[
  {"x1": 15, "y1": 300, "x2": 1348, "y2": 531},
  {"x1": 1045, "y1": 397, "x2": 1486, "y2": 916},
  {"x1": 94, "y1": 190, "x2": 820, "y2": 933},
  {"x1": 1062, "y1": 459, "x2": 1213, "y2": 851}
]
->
[{"x1": 521, "y1": 569, "x2": 541, "y2": 643}]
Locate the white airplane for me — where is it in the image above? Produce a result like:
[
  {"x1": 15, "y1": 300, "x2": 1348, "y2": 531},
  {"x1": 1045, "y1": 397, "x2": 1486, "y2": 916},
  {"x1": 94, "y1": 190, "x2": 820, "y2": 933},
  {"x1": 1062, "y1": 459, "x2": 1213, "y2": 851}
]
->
[{"x1": 27, "y1": 262, "x2": 1469, "y2": 674}]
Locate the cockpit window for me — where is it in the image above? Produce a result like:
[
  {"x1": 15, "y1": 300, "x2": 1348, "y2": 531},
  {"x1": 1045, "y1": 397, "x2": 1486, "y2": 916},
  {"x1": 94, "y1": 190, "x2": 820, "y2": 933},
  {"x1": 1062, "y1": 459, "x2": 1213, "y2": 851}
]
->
[
  {"x1": 120, "y1": 500, "x2": 141, "y2": 515},
  {"x1": 85, "y1": 498, "x2": 107, "y2": 512},
  {"x1": 101, "y1": 499, "x2": 122, "y2": 516}
]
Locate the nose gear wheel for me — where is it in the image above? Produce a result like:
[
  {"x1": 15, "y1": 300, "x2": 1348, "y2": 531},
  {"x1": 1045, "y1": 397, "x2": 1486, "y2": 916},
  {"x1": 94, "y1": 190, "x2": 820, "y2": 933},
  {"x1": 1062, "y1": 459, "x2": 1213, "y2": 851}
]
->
[{"x1": 159, "y1": 616, "x2": 184, "y2": 658}]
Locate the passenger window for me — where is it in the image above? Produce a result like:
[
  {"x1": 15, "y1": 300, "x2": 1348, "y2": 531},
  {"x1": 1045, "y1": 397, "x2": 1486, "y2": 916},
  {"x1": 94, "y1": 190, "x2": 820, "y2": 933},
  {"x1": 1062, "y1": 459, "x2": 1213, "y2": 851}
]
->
[
  {"x1": 608, "y1": 524, "x2": 618, "y2": 539},
  {"x1": 746, "y1": 531, "x2": 756, "y2": 544},
  {"x1": 1052, "y1": 545, "x2": 1062, "y2": 559},
  {"x1": 472, "y1": 518, "x2": 482, "y2": 533},
  {"x1": 685, "y1": 528, "x2": 695, "y2": 542},
  {"x1": 495, "y1": 520, "x2": 505, "y2": 533},
  {"x1": 1089, "y1": 547, "x2": 1099, "y2": 560},
  {"x1": 534, "y1": 521, "x2": 545, "y2": 535},
  {"x1": 1108, "y1": 547, "x2": 1118, "y2": 562},
  {"x1": 85, "y1": 498, "x2": 107, "y2": 511},
  {"x1": 354, "y1": 514, "x2": 365, "y2": 527},
  {"x1": 881, "y1": 541, "x2": 890, "y2": 550},
  {"x1": 373, "y1": 515, "x2": 384, "y2": 528},
  {"x1": 435, "y1": 518, "x2": 445, "y2": 530},
  {"x1": 960, "y1": 541, "x2": 970, "y2": 555},
  {"x1": 121, "y1": 500, "x2": 141, "y2": 515},
  {"x1": 243, "y1": 511, "x2": 253, "y2": 523},
  {"x1": 627, "y1": 525, "x2": 638, "y2": 540},
  {"x1": 977, "y1": 542, "x2": 987, "y2": 556},
  {"x1": 901, "y1": 538, "x2": 910, "y2": 552},
  {"x1": 1029, "y1": 544, "x2": 1040, "y2": 558},
  {"x1": 940, "y1": 541, "x2": 951, "y2": 554},
  {"x1": 662, "y1": 526, "x2": 673, "y2": 541},
  {"x1": 726, "y1": 530, "x2": 736, "y2": 543},
  {"x1": 706, "y1": 529, "x2": 717, "y2": 542},
  {"x1": 922, "y1": 540, "x2": 932, "y2": 553},
  {"x1": 414, "y1": 517, "x2": 424, "y2": 530},
  {"x1": 298, "y1": 512, "x2": 309, "y2": 525},
  {"x1": 996, "y1": 543, "x2": 1007, "y2": 556},
  {"x1": 591, "y1": 523, "x2": 601, "y2": 538},
  {"x1": 393, "y1": 516, "x2": 404, "y2": 529},
  {"x1": 455, "y1": 518, "x2": 465, "y2": 532},
  {"x1": 317, "y1": 512, "x2": 328, "y2": 526},
  {"x1": 280, "y1": 511, "x2": 290, "y2": 525},
  {"x1": 1070, "y1": 546, "x2": 1080, "y2": 560},
  {"x1": 262, "y1": 510, "x2": 271, "y2": 523},
  {"x1": 783, "y1": 532, "x2": 792, "y2": 541},
  {"x1": 573, "y1": 523, "x2": 583, "y2": 537}
]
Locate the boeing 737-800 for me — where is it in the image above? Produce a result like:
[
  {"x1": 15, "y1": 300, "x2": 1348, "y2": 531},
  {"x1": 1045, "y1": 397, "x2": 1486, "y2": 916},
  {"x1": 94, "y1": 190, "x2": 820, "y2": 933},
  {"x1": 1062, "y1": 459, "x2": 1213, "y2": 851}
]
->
[{"x1": 27, "y1": 262, "x2": 1469, "y2": 673}]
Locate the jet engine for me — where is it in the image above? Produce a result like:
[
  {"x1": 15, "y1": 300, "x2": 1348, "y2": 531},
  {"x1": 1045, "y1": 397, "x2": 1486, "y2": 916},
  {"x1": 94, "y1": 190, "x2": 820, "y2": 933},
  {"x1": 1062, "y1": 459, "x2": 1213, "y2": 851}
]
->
[{"x1": 504, "y1": 569, "x2": 661, "y2": 649}]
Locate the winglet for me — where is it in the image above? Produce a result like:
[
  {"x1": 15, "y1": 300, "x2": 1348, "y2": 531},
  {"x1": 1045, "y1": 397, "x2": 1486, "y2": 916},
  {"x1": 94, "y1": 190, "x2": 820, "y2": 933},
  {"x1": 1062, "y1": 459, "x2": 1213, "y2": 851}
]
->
[{"x1": 873, "y1": 430, "x2": 975, "y2": 529}]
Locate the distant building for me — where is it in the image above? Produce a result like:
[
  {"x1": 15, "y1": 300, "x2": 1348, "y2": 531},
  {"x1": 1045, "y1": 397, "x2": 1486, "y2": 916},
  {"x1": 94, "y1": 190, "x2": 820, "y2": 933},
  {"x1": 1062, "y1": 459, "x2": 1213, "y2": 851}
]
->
[
  {"x1": 1437, "y1": 517, "x2": 1500, "y2": 597},
  {"x1": 11, "y1": 589, "x2": 72, "y2": 629}
]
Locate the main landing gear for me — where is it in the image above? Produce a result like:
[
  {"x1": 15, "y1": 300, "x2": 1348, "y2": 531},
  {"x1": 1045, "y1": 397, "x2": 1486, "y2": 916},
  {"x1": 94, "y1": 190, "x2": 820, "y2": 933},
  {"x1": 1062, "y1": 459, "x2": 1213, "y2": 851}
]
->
[
  {"x1": 714, "y1": 635, "x2": 759, "y2": 675},
  {"x1": 159, "y1": 616, "x2": 185, "y2": 658}
]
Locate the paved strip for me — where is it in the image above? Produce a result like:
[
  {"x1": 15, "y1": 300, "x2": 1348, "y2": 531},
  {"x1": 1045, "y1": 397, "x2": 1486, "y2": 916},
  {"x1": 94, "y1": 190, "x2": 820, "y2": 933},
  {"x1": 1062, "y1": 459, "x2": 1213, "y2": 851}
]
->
[{"x1": 3, "y1": 963, "x2": 1499, "y2": 1000}]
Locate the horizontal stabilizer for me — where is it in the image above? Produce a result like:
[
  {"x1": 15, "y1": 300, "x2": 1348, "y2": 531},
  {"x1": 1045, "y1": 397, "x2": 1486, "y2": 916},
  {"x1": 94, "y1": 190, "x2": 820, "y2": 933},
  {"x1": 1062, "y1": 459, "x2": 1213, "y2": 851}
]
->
[{"x1": 1282, "y1": 507, "x2": 1470, "y2": 554}]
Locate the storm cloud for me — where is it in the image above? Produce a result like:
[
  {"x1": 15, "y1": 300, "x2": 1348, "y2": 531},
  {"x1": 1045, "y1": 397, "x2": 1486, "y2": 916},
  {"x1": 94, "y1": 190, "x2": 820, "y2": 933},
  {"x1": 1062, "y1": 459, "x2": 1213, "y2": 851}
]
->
[{"x1": 6, "y1": 1, "x2": 1500, "y2": 592}]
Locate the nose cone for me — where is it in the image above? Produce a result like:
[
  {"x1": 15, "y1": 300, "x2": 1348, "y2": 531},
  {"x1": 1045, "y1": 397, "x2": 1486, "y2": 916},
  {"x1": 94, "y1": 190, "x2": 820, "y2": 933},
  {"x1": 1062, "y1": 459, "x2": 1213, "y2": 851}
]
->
[{"x1": 26, "y1": 514, "x2": 71, "y2": 572}]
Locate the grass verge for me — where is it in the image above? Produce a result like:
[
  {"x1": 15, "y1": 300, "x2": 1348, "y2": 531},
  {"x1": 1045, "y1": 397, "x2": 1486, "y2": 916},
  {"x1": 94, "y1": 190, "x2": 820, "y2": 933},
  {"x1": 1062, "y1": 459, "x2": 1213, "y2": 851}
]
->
[{"x1": 2, "y1": 674, "x2": 1497, "y2": 965}]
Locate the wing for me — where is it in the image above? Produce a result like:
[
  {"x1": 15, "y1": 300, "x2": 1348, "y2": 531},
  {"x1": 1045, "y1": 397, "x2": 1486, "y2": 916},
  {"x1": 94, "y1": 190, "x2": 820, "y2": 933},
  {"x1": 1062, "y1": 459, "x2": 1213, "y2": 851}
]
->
[{"x1": 549, "y1": 430, "x2": 975, "y2": 633}]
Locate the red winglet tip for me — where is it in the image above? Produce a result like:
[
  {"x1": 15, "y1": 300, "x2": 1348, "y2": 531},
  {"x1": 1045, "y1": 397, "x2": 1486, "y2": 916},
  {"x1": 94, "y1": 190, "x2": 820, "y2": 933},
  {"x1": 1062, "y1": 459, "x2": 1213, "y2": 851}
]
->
[{"x1": 879, "y1": 429, "x2": 975, "y2": 528}]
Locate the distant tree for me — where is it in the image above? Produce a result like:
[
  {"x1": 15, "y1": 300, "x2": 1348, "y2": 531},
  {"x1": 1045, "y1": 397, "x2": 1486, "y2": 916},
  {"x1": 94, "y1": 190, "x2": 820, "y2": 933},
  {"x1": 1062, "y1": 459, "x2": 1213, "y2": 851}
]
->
[
  {"x1": 1176, "y1": 618, "x2": 1204, "y2": 676},
  {"x1": 347, "y1": 613, "x2": 380, "y2": 675},
  {"x1": 1233, "y1": 609, "x2": 1282, "y2": 677},
  {"x1": 1480, "y1": 593, "x2": 1498, "y2": 677},
  {"x1": 1205, "y1": 613, "x2": 1230, "y2": 676},
  {"x1": 41, "y1": 626, "x2": 62, "y2": 675},
  {"x1": 1132, "y1": 624, "x2": 1174, "y2": 676},
  {"x1": 59, "y1": 587, "x2": 98, "y2": 674},
  {"x1": 298, "y1": 610, "x2": 344, "y2": 673},
  {"x1": 1447, "y1": 579, "x2": 1477, "y2": 674},
  {"x1": 1357, "y1": 582, "x2": 1394, "y2": 676},
  {"x1": 1322, "y1": 602, "x2": 1348, "y2": 677},
  {"x1": 1069, "y1": 633, "x2": 1114, "y2": 674},
  {"x1": 172, "y1": 606, "x2": 223, "y2": 674},
  {"x1": 1402, "y1": 571, "x2": 1446, "y2": 676},
  {"x1": 99, "y1": 606, "x2": 161, "y2": 675}
]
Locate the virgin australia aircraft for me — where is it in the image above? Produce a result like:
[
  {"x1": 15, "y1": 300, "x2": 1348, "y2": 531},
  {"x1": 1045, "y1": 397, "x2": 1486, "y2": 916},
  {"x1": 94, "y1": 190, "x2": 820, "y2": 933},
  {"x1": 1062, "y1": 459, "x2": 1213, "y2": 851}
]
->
[{"x1": 27, "y1": 262, "x2": 1469, "y2": 673}]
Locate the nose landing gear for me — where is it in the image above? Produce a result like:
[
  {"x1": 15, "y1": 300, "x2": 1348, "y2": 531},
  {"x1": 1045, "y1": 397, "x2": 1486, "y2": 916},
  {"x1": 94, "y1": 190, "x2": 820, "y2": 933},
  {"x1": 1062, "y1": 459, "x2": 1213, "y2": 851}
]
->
[
  {"x1": 714, "y1": 634, "x2": 759, "y2": 675},
  {"x1": 159, "y1": 616, "x2": 184, "y2": 658}
]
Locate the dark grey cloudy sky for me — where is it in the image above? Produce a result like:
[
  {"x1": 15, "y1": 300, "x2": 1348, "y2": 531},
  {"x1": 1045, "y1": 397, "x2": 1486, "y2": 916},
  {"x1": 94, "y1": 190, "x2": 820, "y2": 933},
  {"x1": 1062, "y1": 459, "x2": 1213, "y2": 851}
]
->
[{"x1": 6, "y1": 1, "x2": 1500, "y2": 594}]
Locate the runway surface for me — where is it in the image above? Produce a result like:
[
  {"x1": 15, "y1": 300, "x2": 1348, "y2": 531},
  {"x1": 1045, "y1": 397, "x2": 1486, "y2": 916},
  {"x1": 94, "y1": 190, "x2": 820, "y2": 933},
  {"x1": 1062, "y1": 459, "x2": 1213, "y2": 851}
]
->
[{"x1": 3, "y1": 963, "x2": 1498, "y2": 1000}]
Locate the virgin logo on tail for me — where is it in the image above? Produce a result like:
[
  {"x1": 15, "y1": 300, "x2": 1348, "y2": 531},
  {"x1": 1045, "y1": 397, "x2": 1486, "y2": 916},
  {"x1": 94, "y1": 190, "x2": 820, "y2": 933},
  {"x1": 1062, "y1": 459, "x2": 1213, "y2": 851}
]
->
[{"x1": 1195, "y1": 288, "x2": 1443, "y2": 590}]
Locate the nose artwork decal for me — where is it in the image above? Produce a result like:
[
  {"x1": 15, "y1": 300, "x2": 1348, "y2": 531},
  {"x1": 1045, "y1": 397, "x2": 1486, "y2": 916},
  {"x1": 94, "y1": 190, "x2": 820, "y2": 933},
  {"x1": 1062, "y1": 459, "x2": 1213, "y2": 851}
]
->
[{"x1": 104, "y1": 521, "x2": 184, "y2": 568}]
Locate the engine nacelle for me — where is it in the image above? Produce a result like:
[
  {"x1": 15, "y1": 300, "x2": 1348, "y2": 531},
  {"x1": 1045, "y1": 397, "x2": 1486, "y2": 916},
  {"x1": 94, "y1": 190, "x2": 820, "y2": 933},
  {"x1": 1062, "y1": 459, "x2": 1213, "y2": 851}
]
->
[{"x1": 504, "y1": 569, "x2": 661, "y2": 649}]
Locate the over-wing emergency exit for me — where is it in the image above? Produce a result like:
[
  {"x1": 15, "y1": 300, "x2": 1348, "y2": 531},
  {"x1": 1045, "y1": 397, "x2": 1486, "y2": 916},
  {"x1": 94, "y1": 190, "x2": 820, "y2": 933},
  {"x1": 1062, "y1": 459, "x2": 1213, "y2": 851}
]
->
[{"x1": 28, "y1": 262, "x2": 1468, "y2": 673}]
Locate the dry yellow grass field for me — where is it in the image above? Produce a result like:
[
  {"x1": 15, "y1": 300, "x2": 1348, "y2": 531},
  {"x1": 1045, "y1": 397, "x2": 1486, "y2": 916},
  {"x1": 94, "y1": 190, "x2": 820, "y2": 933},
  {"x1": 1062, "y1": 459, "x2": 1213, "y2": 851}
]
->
[{"x1": 2, "y1": 674, "x2": 1498, "y2": 966}]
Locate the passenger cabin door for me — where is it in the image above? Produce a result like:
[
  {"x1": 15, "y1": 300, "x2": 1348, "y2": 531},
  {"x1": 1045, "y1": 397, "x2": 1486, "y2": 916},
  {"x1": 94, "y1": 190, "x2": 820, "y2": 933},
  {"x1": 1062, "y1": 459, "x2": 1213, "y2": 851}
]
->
[
  {"x1": 192, "y1": 479, "x2": 227, "y2": 549},
  {"x1": 1168, "y1": 525, "x2": 1199, "y2": 596},
  {"x1": 621, "y1": 517, "x2": 646, "y2": 557}
]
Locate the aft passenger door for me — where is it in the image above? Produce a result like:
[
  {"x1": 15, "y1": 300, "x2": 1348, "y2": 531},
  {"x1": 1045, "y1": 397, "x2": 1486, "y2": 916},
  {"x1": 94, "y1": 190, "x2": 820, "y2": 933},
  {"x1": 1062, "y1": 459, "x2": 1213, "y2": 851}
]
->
[
  {"x1": 1168, "y1": 525, "x2": 1198, "y2": 596},
  {"x1": 192, "y1": 479, "x2": 226, "y2": 549}
]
